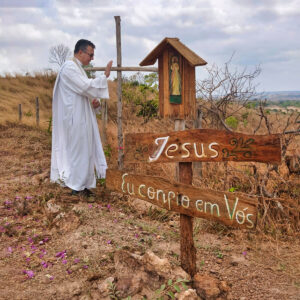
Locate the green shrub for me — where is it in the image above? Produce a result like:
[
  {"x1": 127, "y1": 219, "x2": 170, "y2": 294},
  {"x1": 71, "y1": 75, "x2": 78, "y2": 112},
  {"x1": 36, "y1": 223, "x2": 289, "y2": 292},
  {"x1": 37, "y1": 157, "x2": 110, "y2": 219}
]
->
[
  {"x1": 136, "y1": 99, "x2": 158, "y2": 122},
  {"x1": 225, "y1": 116, "x2": 239, "y2": 129}
]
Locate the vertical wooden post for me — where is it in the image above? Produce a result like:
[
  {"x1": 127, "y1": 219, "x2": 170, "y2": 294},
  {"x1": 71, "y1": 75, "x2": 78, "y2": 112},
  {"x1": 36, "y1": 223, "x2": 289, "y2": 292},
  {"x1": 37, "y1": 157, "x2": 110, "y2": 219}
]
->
[
  {"x1": 18, "y1": 104, "x2": 22, "y2": 122},
  {"x1": 35, "y1": 97, "x2": 39, "y2": 126},
  {"x1": 115, "y1": 15, "x2": 124, "y2": 170},
  {"x1": 193, "y1": 106, "x2": 203, "y2": 177},
  {"x1": 100, "y1": 99, "x2": 108, "y2": 145},
  {"x1": 175, "y1": 119, "x2": 197, "y2": 277}
]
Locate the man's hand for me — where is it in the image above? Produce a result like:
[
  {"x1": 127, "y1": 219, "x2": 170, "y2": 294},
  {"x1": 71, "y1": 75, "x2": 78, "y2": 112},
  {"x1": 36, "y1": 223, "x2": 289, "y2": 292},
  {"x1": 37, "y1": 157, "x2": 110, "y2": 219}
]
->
[
  {"x1": 92, "y1": 99, "x2": 100, "y2": 109},
  {"x1": 104, "y1": 60, "x2": 113, "y2": 78}
]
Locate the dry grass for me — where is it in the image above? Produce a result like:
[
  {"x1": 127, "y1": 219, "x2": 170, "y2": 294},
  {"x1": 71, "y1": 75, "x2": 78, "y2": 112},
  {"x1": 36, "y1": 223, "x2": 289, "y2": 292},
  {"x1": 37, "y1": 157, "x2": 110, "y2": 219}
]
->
[
  {"x1": 0, "y1": 75, "x2": 299, "y2": 299},
  {"x1": 0, "y1": 72, "x2": 56, "y2": 127},
  {"x1": 0, "y1": 73, "x2": 299, "y2": 236}
]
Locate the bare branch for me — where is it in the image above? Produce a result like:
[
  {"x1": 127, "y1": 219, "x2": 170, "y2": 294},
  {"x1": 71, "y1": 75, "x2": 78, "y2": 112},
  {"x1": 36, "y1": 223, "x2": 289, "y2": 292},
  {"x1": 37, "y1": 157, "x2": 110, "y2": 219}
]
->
[
  {"x1": 196, "y1": 54, "x2": 261, "y2": 130},
  {"x1": 49, "y1": 44, "x2": 72, "y2": 67}
]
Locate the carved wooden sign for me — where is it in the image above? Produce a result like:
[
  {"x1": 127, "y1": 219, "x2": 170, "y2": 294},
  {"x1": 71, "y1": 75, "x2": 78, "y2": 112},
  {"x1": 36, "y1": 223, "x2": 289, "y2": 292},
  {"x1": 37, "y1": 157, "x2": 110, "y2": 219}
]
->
[
  {"x1": 124, "y1": 129, "x2": 281, "y2": 163},
  {"x1": 106, "y1": 169, "x2": 257, "y2": 229}
]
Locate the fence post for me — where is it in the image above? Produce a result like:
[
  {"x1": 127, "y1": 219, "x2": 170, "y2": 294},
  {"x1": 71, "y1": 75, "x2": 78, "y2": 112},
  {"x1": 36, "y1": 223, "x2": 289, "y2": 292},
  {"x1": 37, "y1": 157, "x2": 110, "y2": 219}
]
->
[
  {"x1": 18, "y1": 104, "x2": 22, "y2": 122},
  {"x1": 36, "y1": 97, "x2": 39, "y2": 126}
]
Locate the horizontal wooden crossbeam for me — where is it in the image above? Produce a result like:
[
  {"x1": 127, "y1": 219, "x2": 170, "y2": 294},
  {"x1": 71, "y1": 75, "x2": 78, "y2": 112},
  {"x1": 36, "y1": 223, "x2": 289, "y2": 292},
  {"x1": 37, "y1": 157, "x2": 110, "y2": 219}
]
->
[{"x1": 84, "y1": 66, "x2": 158, "y2": 72}]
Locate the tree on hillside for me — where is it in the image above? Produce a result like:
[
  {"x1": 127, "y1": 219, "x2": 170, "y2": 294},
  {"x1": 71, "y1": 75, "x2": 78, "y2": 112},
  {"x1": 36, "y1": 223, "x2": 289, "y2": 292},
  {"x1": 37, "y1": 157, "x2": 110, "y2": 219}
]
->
[
  {"x1": 49, "y1": 44, "x2": 72, "y2": 67},
  {"x1": 196, "y1": 55, "x2": 261, "y2": 131}
]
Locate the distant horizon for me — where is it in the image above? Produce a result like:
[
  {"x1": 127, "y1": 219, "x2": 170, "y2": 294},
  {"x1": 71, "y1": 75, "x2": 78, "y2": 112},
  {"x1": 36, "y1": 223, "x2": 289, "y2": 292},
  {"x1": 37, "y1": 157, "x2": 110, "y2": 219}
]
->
[{"x1": 0, "y1": 0, "x2": 299, "y2": 91}]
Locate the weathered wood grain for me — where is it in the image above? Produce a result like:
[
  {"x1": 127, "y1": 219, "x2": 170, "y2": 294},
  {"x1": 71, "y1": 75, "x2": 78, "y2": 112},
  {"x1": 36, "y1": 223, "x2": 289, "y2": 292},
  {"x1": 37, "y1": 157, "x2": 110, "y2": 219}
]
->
[
  {"x1": 124, "y1": 128, "x2": 281, "y2": 163},
  {"x1": 106, "y1": 169, "x2": 257, "y2": 229},
  {"x1": 179, "y1": 162, "x2": 196, "y2": 277}
]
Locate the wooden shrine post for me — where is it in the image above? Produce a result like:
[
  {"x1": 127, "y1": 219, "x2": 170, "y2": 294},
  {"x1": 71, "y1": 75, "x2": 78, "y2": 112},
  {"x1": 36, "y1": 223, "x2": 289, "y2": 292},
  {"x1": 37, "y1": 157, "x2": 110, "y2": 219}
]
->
[
  {"x1": 140, "y1": 38, "x2": 207, "y2": 276},
  {"x1": 103, "y1": 33, "x2": 281, "y2": 279},
  {"x1": 176, "y1": 120, "x2": 197, "y2": 276}
]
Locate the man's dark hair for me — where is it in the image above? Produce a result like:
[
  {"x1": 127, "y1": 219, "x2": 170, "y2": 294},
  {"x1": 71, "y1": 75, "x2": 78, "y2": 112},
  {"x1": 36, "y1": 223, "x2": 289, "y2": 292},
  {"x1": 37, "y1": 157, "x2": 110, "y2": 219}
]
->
[{"x1": 74, "y1": 39, "x2": 95, "y2": 54}]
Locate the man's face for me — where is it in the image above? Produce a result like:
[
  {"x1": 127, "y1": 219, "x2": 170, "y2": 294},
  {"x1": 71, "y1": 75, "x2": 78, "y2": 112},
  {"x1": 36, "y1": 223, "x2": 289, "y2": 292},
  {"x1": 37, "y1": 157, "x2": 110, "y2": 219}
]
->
[{"x1": 79, "y1": 45, "x2": 94, "y2": 66}]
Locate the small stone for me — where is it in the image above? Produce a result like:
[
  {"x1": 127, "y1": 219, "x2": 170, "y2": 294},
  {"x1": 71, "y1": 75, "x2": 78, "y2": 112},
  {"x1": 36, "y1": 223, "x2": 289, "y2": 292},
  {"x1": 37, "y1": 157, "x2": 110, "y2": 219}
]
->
[
  {"x1": 230, "y1": 255, "x2": 248, "y2": 266},
  {"x1": 97, "y1": 277, "x2": 114, "y2": 297},
  {"x1": 176, "y1": 289, "x2": 198, "y2": 300},
  {"x1": 169, "y1": 220, "x2": 177, "y2": 227},
  {"x1": 193, "y1": 273, "x2": 221, "y2": 299},
  {"x1": 82, "y1": 241, "x2": 88, "y2": 249},
  {"x1": 116, "y1": 276, "x2": 143, "y2": 298}
]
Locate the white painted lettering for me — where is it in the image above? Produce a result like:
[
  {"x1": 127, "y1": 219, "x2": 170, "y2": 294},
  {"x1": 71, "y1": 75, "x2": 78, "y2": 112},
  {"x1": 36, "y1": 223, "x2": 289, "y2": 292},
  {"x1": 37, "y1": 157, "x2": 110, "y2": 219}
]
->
[
  {"x1": 149, "y1": 136, "x2": 169, "y2": 162},
  {"x1": 165, "y1": 144, "x2": 178, "y2": 158},
  {"x1": 246, "y1": 214, "x2": 254, "y2": 228},
  {"x1": 182, "y1": 143, "x2": 191, "y2": 158},
  {"x1": 208, "y1": 142, "x2": 219, "y2": 158},
  {"x1": 168, "y1": 191, "x2": 176, "y2": 209},
  {"x1": 147, "y1": 186, "x2": 155, "y2": 199},
  {"x1": 181, "y1": 195, "x2": 190, "y2": 208},
  {"x1": 204, "y1": 202, "x2": 220, "y2": 216},
  {"x1": 138, "y1": 184, "x2": 146, "y2": 198},
  {"x1": 121, "y1": 173, "x2": 129, "y2": 192},
  {"x1": 195, "y1": 200, "x2": 203, "y2": 211},
  {"x1": 127, "y1": 183, "x2": 135, "y2": 195},
  {"x1": 156, "y1": 189, "x2": 166, "y2": 203},
  {"x1": 224, "y1": 195, "x2": 239, "y2": 220},
  {"x1": 236, "y1": 210, "x2": 245, "y2": 224},
  {"x1": 194, "y1": 143, "x2": 207, "y2": 158}
]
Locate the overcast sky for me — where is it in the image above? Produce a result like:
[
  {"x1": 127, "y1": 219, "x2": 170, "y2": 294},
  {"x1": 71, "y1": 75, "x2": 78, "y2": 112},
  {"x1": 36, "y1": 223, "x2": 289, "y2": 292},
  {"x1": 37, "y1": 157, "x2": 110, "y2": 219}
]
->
[{"x1": 0, "y1": 0, "x2": 299, "y2": 92}]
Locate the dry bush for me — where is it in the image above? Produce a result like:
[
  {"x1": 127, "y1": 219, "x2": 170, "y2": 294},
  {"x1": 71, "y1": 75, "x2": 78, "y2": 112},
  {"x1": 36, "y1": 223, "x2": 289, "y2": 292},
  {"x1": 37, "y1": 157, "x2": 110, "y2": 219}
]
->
[{"x1": 1, "y1": 72, "x2": 299, "y2": 237}]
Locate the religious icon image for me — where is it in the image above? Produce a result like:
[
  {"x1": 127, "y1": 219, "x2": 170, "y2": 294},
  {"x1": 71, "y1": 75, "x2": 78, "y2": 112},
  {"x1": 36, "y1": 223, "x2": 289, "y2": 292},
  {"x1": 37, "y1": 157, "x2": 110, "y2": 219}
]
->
[{"x1": 169, "y1": 54, "x2": 182, "y2": 104}]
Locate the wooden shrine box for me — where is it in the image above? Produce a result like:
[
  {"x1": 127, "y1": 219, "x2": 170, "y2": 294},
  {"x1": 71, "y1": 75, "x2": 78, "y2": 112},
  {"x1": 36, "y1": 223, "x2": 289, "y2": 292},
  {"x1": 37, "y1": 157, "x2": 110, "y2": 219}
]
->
[{"x1": 140, "y1": 37, "x2": 207, "y2": 120}]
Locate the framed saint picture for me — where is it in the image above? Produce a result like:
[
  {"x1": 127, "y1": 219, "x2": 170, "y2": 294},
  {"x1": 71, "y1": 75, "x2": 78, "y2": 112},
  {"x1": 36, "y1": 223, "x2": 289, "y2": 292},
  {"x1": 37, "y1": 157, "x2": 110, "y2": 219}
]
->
[{"x1": 169, "y1": 52, "x2": 182, "y2": 104}]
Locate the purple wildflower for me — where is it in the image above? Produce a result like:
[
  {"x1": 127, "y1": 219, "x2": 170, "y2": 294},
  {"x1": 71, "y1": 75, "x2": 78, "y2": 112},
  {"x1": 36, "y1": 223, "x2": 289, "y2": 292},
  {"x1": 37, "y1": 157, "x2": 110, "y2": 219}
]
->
[
  {"x1": 74, "y1": 258, "x2": 80, "y2": 264},
  {"x1": 8, "y1": 247, "x2": 13, "y2": 254},
  {"x1": 62, "y1": 259, "x2": 67, "y2": 264},
  {"x1": 83, "y1": 265, "x2": 88, "y2": 269},
  {"x1": 24, "y1": 270, "x2": 34, "y2": 279},
  {"x1": 41, "y1": 261, "x2": 48, "y2": 268},
  {"x1": 55, "y1": 250, "x2": 66, "y2": 258}
]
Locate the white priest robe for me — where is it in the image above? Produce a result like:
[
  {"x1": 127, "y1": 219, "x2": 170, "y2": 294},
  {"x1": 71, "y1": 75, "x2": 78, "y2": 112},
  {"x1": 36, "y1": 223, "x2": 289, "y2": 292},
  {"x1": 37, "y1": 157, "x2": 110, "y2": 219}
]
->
[{"x1": 50, "y1": 58, "x2": 109, "y2": 191}]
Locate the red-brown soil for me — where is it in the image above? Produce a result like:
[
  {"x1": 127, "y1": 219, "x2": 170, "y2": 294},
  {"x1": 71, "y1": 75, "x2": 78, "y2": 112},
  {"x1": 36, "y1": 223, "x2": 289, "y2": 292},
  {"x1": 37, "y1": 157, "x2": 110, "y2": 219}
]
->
[{"x1": 0, "y1": 122, "x2": 299, "y2": 300}]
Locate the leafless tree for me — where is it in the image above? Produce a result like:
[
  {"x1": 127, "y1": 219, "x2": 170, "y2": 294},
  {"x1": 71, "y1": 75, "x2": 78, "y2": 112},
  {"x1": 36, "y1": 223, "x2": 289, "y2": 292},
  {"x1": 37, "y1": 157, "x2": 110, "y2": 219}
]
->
[
  {"x1": 49, "y1": 44, "x2": 72, "y2": 67},
  {"x1": 196, "y1": 55, "x2": 261, "y2": 130}
]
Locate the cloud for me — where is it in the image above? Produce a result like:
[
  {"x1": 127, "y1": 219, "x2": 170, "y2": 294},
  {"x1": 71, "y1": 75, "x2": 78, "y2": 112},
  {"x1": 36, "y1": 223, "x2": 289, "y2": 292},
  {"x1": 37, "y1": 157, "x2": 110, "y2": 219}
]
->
[{"x1": 0, "y1": 0, "x2": 299, "y2": 91}]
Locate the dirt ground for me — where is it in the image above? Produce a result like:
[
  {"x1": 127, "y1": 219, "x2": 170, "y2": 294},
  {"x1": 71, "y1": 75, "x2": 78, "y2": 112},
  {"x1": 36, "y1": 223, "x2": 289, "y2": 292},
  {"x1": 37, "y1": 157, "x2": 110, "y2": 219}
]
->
[{"x1": 0, "y1": 123, "x2": 299, "y2": 300}]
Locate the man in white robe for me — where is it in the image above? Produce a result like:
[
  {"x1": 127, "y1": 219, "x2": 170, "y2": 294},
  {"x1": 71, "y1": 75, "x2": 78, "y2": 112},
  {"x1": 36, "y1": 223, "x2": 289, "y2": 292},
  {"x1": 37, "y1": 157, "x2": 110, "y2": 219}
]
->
[{"x1": 50, "y1": 39, "x2": 113, "y2": 195}]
